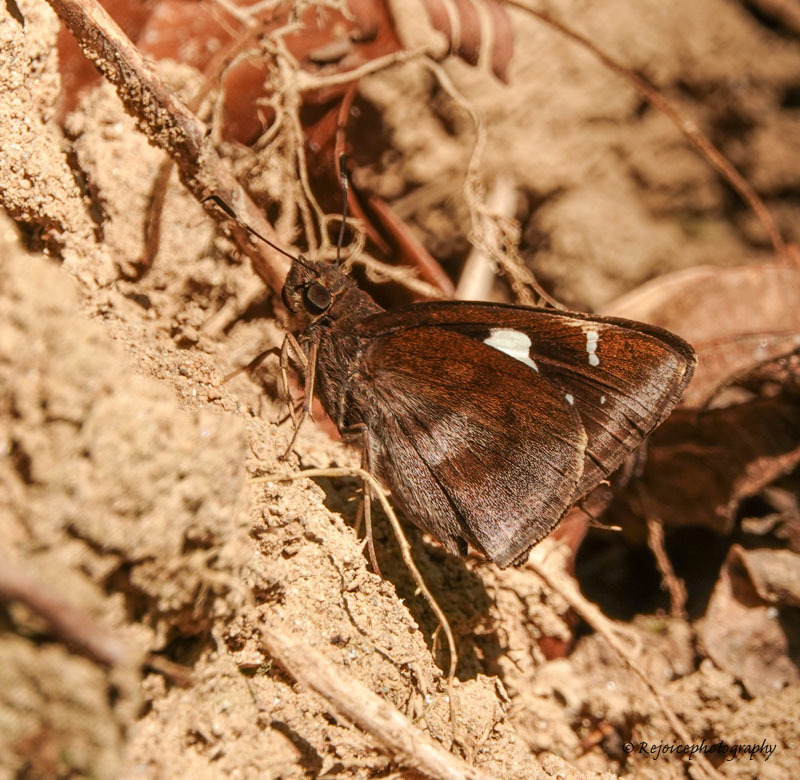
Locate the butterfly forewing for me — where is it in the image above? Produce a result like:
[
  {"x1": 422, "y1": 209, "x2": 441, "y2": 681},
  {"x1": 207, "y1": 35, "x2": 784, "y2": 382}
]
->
[
  {"x1": 357, "y1": 302, "x2": 695, "y2": 504},
  {"x1": 353, "y1": 326, "x2": 587, "y2": 567},
  {"x1": 518, "y1": 317, "x2": 695, "y2": 497}
]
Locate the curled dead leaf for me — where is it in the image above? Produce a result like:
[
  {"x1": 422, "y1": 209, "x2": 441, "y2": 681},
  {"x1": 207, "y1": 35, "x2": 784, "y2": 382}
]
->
[
  {"x1": 391, "y1": 0, "x2": 514, "y2": 82},
  {"x1": 603, "y1": 261, "x2": 800, "y2": 542},
  {"x1": 623, "y1": 396, "x2": 800, "y2": 534},
  {"x1": 602, "y1": 261, "x2": 800, "y2": 407},
  {"x1": 734, "y1": 547, "x2": 800, "y2": 608},
  {"x1": 700, "y1": 545, "x2": 800, "y2": 697},
  {"x1": 740, "y1": 486, "x2": 800, "y2": 551}
]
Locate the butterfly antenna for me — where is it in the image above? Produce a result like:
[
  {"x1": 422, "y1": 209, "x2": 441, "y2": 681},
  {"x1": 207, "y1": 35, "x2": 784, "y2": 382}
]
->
[
  {"x1": 336, "y1": 154, "x2": 350, "y2": 267},
  {"x1": 203, "y1": 194, "x2": 316, "y2": 273}
]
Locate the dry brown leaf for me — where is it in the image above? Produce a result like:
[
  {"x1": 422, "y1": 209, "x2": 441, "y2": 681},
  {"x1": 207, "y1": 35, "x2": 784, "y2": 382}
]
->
[
  {"x1": 602, "y1": 262, "x2": 800, "y2": 407},
  {"x1": 735, "y1": 547, "x2": 800, "y2": 607},
  {"x1": 700, "y1": 545, "x2": 800, "y2": 697},
  {"x1": 396, "y1": 0, "x2": 514, "y2": 81},
  {"x1": 740, "y1": 486, "x2": 800, "y2": 546},
  {"x1": 615, "y1": 339, "x2": 800, "y2": 536},
  {"x1": 624, "y1": 397, "x2": 800, "y2": 534},
  {"x1": 733, "y1": 346, "x2": 800, "y2": 398}
]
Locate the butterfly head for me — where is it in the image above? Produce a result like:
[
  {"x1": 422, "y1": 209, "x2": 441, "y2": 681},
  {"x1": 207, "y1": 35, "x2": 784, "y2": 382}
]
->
[{"x1": 281, "y1": 256, "x2": 356, "y2": 323}]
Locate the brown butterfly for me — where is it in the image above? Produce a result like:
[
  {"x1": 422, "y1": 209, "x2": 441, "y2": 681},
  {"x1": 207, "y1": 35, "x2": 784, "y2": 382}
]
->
[{"x1": 279, "y1": 255, "x2": 695, "y2": 567}]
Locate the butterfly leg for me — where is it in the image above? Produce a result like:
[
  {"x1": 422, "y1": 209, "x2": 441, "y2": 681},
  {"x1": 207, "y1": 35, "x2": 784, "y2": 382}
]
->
[
  {"x1": 280, "y1": 335, "x2": 318, "y2": 459},
  {"x1": 275, "y1": 399, "x2": 305, "y2": 428},
  {"x1": 279, "y1": 333, "x2": 307, "y2": 427},
  {"x1": 222, "y1": 343, "x2": 310, "y2": 438},
  {"x1": 222, "y1": 345, "x2": 280, "y2": 384},
  {"x1": 341, "y1": 422, "x2": 382, "y2": 575}
]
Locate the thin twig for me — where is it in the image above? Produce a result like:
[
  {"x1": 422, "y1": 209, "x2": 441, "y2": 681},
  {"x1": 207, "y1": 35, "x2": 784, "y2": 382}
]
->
[
  {"x1": 207, "y1": 0, "x2": 285, "y2": 26},
  {"x1": 293, "y1": 47, "x2": 428, "y2": 92},
  {"x1": 456, "y1": 173, "x2": 517, "y2": 301},
  {"x1": 139, "y1": 22, "x2": 263, "y2": 273},
  {"x1": 45, "y1": 0, "x2": 290, "y2": 294},
  {"x1": 526, "y1": 546, "x2": 725, "y2": 780},
  {"x1": 507, "y1": 0, "x2": 789, "y2": 259},
  {"x1": 144, "y1": 653, "x2": 195, "y2": 686},
  {"x1": 270, "y1": 35, "x2": 326, "y2": 253},
  {"x1": 646, "y1": 516, "x2": 688, "y2": 619},
  {"x1": 345, "y1": 251, "x2": 446, "y2": 299},
  {"x1": 0, "y1": 556, "x2": 132, "y2": 668},
  {"x1": 423, "y1": 59, "x2": 563, "y2": 307},
  {"x1": 252, "y1": 468, "x2": 459, "y2": 721},
  {"x1": 259, "y1": 616, "x2": 496, "y2": 780}
]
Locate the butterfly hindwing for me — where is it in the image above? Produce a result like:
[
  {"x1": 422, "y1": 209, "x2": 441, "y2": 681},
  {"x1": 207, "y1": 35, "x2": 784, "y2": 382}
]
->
[{"x1": 349, "y1": 326, "x2": 587, "y2": 566}]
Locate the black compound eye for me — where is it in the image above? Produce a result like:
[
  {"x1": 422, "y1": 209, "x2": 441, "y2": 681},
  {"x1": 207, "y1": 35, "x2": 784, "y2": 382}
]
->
[{"x1": 304, "y1": 282, "x2": 332, "y2": 314}]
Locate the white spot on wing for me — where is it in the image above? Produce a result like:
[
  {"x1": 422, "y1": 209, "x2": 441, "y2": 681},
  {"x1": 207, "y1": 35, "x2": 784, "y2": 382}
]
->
[
  {"x1": 484, "y1": 328, "x2": 539, "y2": 372},
  {"x1": 565, "y1": 393, "x2": 574, "y2": 406},
  {"x1": 600, "y1": 395, "x2": 606, "y2": 405},
  {"x1": 584, "y1": 328, "x2": 600, "y2": 367}
]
